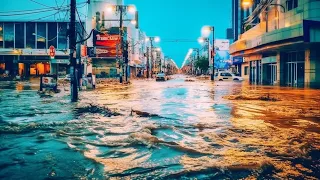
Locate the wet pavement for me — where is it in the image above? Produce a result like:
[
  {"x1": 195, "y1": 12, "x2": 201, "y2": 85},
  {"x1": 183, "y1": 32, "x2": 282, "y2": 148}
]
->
[{"x1": 0, "y1": 75, "x2": 319, "y2": 179}]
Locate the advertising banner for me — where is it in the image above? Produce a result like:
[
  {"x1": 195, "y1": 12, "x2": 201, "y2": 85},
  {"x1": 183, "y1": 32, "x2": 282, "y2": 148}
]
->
[
  {"x1": 214, "y1": 39, "x2": 231, "y2": 69},
  {"x1": 93, "y1": 30, "x2": 121, "y2": 58},
  {"x1": 215, "y1": 39, "x2": 230, "y2": 51}
]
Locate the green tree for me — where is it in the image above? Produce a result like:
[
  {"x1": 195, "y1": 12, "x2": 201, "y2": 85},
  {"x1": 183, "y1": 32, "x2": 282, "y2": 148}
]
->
[{"x1": 194, "y1": 56, "x2": 209, "y2": 73}]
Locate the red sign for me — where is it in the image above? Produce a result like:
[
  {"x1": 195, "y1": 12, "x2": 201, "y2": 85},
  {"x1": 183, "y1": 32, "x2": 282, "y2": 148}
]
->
[
  {"x1": 81, "y1": 45, "x2": 87, "y2": 57},
  {"x1": 49, "y1": 46, "x2": 55, "y2": 59},
  {"x1": 94, "y1": 33, "x2": 121, "y2": 57}
]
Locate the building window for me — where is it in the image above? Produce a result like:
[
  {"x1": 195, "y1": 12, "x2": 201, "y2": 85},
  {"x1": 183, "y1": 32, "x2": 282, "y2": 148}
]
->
[
  {"x1": 0, "y1": 23, "x2": 3, "y2": 48},
  {"x1": 286, "y1": 0, "x2": 298, "y2": 11},
  {"x1": 37, "y1": 23, "x2": 46, "y2": 49},
  {"x1": 26, "y1": 22, "x2": 35, "y2": 49},
  {"x1": 58, "y1": 23, "x2": 68, "y2": 49},
  {"x1": 48, "y1": 22, "x2": 57, "y2": 48},
  {"x1": 244, "y1": 66, "x2": 249, "y2": 75},
  {"x1": 15, "y1": 23, "x2": 25, "y2": 48},
  {"x1": 4, "y1": 23, "x2": 14, "y2": 48}
]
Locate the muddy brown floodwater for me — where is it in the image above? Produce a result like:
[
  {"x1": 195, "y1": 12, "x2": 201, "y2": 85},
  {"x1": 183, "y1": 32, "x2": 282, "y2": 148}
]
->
[{"x1": 0, "y1": 75, "x2": 319, "y2": 179}]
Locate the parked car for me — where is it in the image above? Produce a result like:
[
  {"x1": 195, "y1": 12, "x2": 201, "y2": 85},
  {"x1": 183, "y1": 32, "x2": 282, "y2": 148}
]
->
[
  {"x1": 156, "y1": 73, "x2": 167, "y2": 81},
  {"x1": 214, "y1": 71, "x2": 244, "y2": 81}
]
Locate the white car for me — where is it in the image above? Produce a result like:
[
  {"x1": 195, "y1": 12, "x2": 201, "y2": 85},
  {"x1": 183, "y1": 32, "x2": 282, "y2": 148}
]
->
[
  {"x1": 215, "y1": 71, "x2": 244, "y2": 81},
  {"x1": 156, "y1": 73, "x2": 167, "y2": 81}
]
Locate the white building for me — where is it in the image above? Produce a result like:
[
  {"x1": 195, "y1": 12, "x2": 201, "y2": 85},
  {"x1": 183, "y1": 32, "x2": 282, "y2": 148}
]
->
[
  {"x1": 86, "y1": 0, "x2": 147, "y2": 78},
  {"x1": 230, "y1": 0, "x2": 320, "y2": 88}
]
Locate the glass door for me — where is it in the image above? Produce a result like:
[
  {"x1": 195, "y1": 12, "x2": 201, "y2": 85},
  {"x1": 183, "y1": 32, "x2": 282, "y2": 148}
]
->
[{"x1": 270, "y1": 64, "x2": 277, "y2": 85}]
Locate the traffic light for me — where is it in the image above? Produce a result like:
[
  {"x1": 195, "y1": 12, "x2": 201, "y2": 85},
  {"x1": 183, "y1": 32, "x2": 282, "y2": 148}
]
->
[{"x1": 123, "y1": 42, "x2": 129, "y2": 63}]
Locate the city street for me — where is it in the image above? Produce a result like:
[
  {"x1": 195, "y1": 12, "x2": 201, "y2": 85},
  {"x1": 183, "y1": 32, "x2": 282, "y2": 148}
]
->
[{"x1": 0, "y1": 76, "x2": 319, "y2": 179}]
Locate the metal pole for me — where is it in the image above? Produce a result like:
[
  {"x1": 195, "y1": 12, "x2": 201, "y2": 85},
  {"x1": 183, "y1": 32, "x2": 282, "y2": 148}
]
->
[
  {"x1": 146, "y1": 47, "x2": 149, "y2": 78},
  {"x1": 211, "y1": 27, "x2": 215, "y2": 81},
  {"x1": 150, "y1": 39, "x2": 153, "y2": 78},
  {"x1": 207, "y1": 38, "x2": 210, "y2": 77},
  {"x1": 119, "y1": 6, "x2": 124, "y2": 83},
  {"x1": 159, "y1": 57, "x2": 161, "y2": 73},
  {"x1": 70, "y1": 0, "x2": 78, "y2": 102}
]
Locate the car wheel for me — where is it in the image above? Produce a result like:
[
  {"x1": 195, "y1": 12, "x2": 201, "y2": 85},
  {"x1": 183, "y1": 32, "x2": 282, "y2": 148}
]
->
[
  {"x1": 219, "y1": 79, "x2": 223, "y2": 81},
  {"x1": 233, "y1": 78, "x2": 239, "y2": 81}
]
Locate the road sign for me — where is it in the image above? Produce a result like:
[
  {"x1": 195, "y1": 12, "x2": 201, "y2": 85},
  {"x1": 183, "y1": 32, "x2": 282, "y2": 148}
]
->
[{"x1": 49, "y1": 46, "x2": 55, "y2": 59}]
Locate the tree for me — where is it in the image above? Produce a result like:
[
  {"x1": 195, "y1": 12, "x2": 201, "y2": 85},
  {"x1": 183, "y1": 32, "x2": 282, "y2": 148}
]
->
[{"x1": 194, "y1": 56, "x2": 209, "y2": 74}]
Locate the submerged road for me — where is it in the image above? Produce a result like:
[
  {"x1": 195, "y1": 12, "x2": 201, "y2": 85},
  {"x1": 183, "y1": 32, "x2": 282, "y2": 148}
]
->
[{"x1": 0, "y1": 75, "x2": 319, "y2": 179}]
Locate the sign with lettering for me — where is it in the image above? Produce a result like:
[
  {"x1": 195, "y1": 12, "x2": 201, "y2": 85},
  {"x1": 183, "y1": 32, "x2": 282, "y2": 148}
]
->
[{"x1": 93, "y1": 30, "x2": 121, "y2": 57}]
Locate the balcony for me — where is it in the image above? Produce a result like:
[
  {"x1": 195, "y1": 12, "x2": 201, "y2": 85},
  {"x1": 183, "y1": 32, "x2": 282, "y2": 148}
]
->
[{"x1": 230, "y1": 0, "x2": 320, "y2": 55}]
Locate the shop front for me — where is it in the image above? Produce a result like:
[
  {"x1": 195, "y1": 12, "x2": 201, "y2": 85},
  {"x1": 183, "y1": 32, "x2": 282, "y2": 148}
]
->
[
  {"x1": 92, "y1": 58, "x2": 119, "y2": 78},
  {"x1": 262, "y1": 56, "x2": 277, "y2": 85},
  {"x1": 232, "y1": 56, "x2": 243, "y2": 76},
  {"x1": 283, "y1": 51, "x2": 305, "y2": 87}
]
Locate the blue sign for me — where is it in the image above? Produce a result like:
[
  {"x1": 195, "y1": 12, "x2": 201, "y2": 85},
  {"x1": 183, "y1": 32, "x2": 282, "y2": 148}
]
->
[
  {"x1": 214, "y1": 50, "x2": 231, "y2": 69},
  {"x1": 232, "y1": 57, "x2": 243, "y2": 65}
]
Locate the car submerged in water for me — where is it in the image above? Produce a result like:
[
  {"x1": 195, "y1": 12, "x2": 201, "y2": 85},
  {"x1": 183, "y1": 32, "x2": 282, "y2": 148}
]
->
[
  {"x1": 214, "y1": 71, "x2": 244, "y2": 81},
  {"x1": 156, "y1": 73, "x2": 167, "y2": 81}
]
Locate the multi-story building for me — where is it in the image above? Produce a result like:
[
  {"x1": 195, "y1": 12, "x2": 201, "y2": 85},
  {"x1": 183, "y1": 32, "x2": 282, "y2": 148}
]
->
[
  {"x1": 86, "y1": 0, "x2": 148, "y2": 79},
  {"x1": 231, "y1": 0, "x2": 261, "y2": 74},
  {"x1": 230, "y1": 0, "x2": 320, "y2": 88},
  {"x1": 0, "y1": 0, "x2": 86, "y2": 78}
]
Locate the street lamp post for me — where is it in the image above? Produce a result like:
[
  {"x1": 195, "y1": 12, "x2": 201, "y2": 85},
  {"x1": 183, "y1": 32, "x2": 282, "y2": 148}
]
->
[
  {"x1": 145, "y1": 36, "x2": 160, "y2": 78},
  {"x1": 198, "y1": 37, "x2": 210, "y2": 76},
  {"x1": 202, "y1": 26, "x2": 215, "y2": 80}
]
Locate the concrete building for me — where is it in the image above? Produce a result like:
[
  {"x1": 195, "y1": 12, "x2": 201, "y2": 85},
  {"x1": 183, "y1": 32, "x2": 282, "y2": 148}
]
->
[
  {"x1": 230, "y1": 0, "x2": 320, "y2": 88},
  {"x1": 86, "y1": 0, "x2": 148, "y2": 79},
  {"x1": 0, "y1": 0, "x2": 86, "y2": 79}
]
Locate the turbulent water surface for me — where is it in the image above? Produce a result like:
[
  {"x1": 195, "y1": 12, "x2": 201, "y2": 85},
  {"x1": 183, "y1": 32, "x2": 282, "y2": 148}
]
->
[{"x1": 0, "y1": 75, "x2": 319, "y2": 179}]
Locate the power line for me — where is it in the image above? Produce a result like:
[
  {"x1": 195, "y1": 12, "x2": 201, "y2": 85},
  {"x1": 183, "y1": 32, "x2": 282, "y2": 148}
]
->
[
  {"x1": 76, "y1": 7, "x2": 87, "y2": 36},
  {"x1": 0, "y1": 8, "x2": 69, "y2": 16}
]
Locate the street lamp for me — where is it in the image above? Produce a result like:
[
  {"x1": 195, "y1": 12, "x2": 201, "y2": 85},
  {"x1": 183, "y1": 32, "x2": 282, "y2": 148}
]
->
[
  {"x1": 130, "y1": 20, "x2": 137, "y2": 25},
  {"x1": 145, "y1": 36, "x2": 160, "y2": 78},
  {"x1": 242, "y1": 0, "x2": 253, "y2": 8},
  {"x1": 200, "y1": 25, "x2": 214, "y2": 81},
  {"x1": 127, "y1": 5, "x2": 136, "y2": 14},
  {"x1": 154, "y1": 36, "x2": 160, "y2": 43}
]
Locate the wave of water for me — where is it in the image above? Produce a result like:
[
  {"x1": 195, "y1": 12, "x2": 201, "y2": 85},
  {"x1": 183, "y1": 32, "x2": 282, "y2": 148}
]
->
[{"x1": 1, "y1": 77, "x2": 320, "y2": 179}]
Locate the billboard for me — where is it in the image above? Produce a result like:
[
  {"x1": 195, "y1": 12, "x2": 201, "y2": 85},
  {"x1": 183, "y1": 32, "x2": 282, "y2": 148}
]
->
[
  {"x1": 93, "y1": 30, "x2": 121, "y2": 58},
  {"x1": 214, "y1": 39, "x2": 231, "y2": 69}
]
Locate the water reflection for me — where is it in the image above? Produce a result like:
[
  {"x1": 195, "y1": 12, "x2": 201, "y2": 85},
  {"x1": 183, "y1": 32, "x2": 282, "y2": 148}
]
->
[{"x1": 0, "y1": 76, "x2": 319, "y2": 179}]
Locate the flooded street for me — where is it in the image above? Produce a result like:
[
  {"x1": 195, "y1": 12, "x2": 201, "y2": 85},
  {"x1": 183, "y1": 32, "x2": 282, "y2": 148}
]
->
[{"x1": 0, "y1": 75, "x2": 320, "y2": 179}]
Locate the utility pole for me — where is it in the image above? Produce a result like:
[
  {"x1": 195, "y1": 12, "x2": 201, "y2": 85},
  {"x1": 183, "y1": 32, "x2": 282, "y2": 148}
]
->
[
  {"x1": 146, "y1": 47, "x2": 150, "y2": 78},
  {"x1": 211, "y1": 27, "x2": 215, "y2": 81},
  {"x1": 150, "y1": 39, "x2": 154, "y2": 78},
  {"x1": 119, "y1": 6, "x2": 124, "y2": 83},
  {"x1": 70, "y1": 0, "x2": 78, "y2": 102},
  {"x1": 159, "y1": 57, "x2": 162, "y2": 73}
]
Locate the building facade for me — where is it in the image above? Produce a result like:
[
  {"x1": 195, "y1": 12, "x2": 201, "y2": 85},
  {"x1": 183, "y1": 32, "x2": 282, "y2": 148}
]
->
[
  {"x1": 86, "y1": 0, "x2": 148, "y2": 79},
  {"x1": 0, "y1": 0, "x2": 87, "y2": 79},
  {"x1": 230, "y1": 0, "x2": 320, "y2": 88}
]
